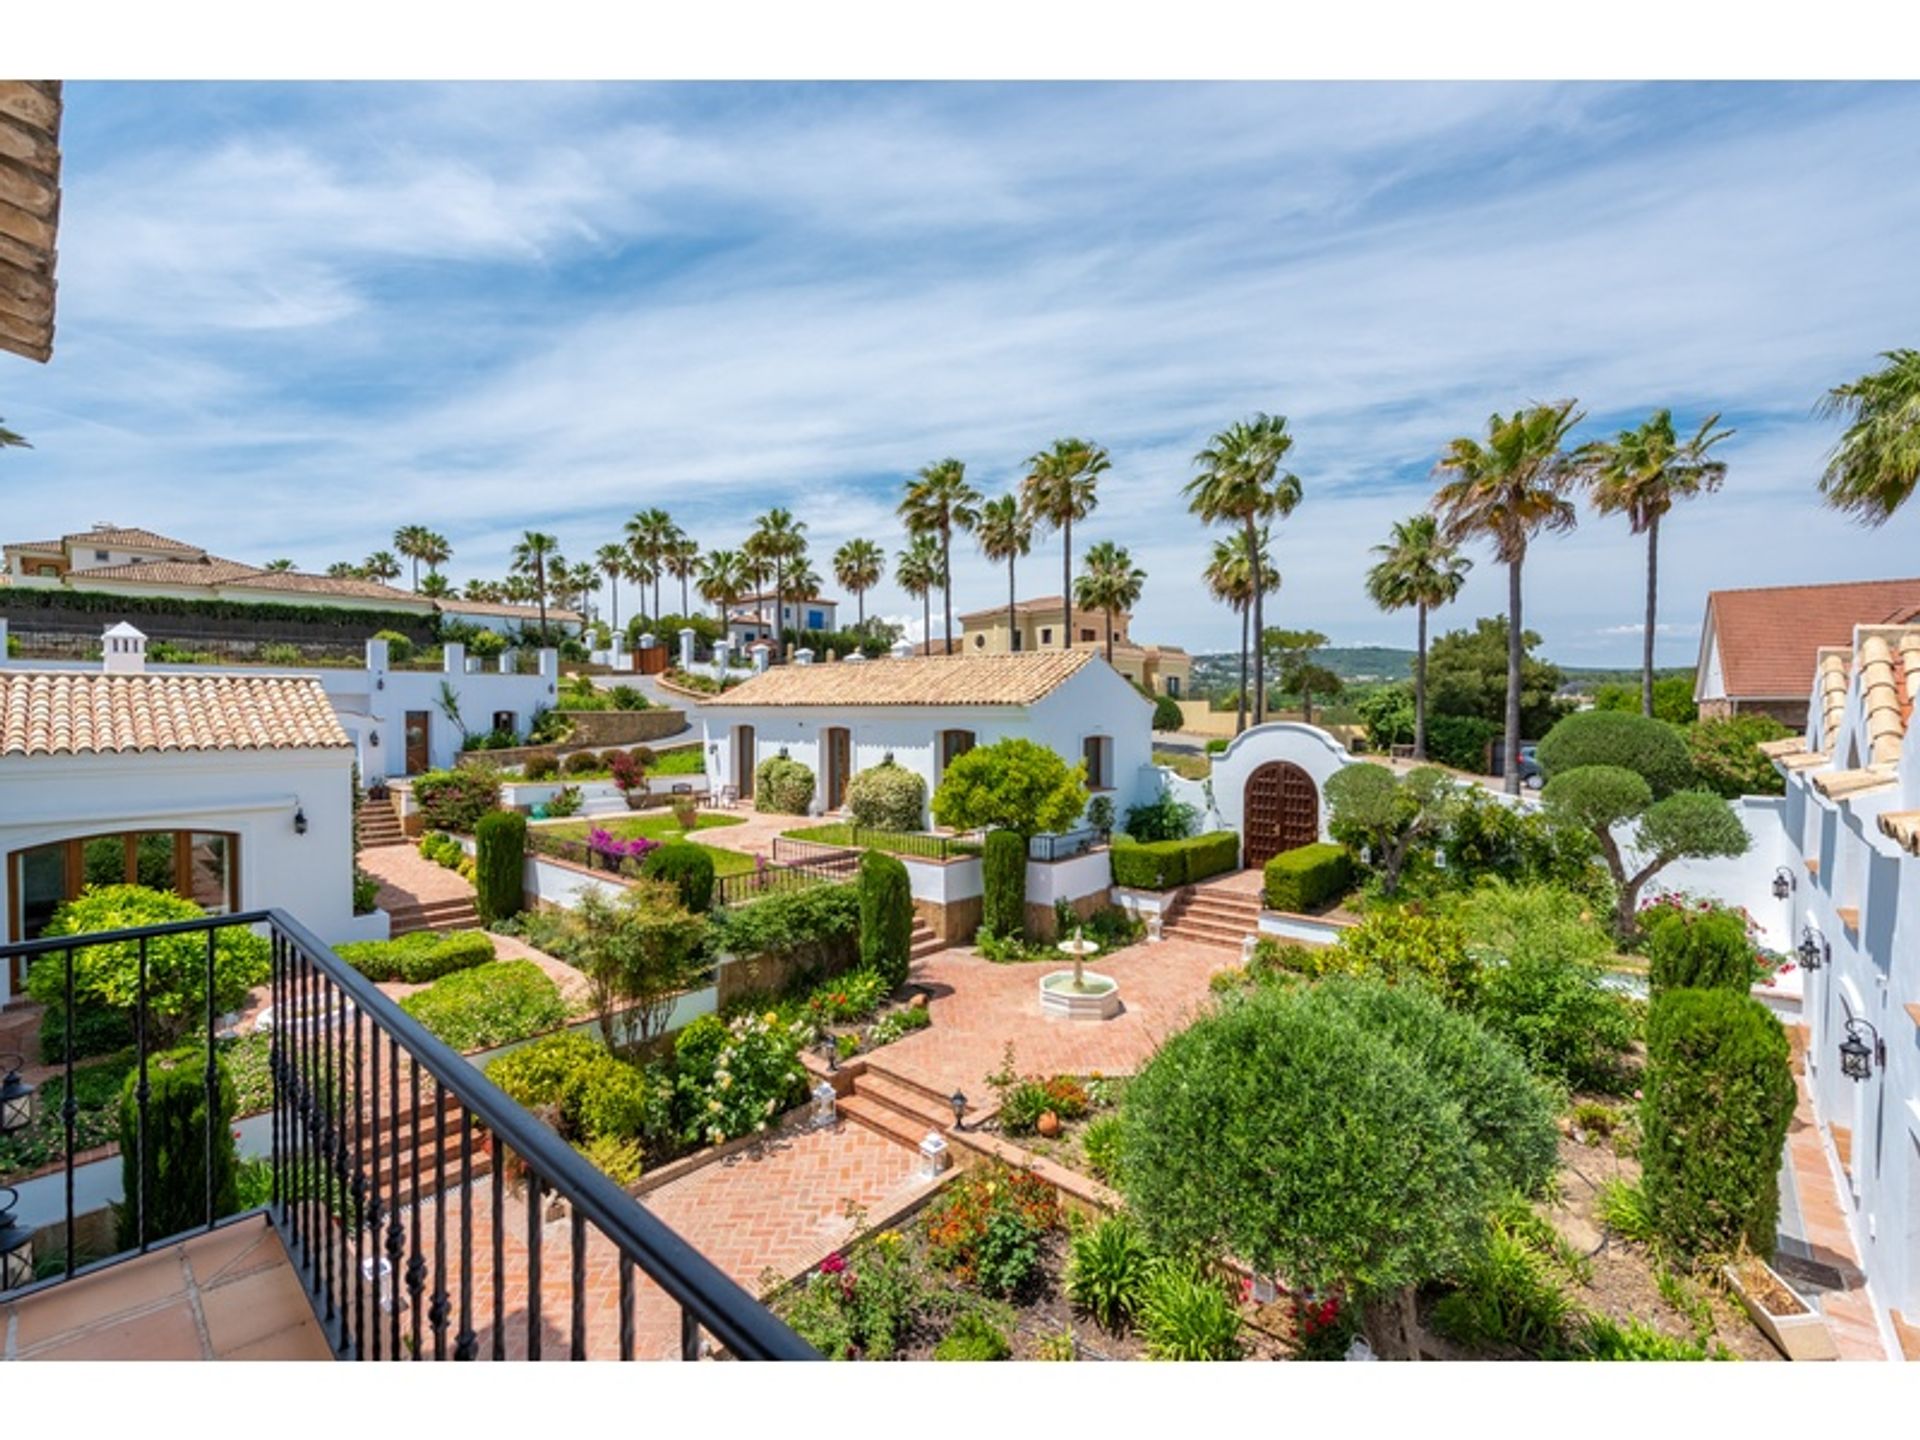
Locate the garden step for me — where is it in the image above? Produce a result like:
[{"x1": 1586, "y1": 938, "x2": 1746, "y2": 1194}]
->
[
  {"x1": 386, "y1": 900, "x2": 481, "y2": 937},
  {"x1": 1180, "y1": 892, "x2": 1262, "y2": 918},
  {"x1": 1162, "y1": 919, "x2": 1253, "y2": 953},
  {"x1": 852, "y1": 1070, "x2": 953, "y2": 1131},
  {"x1": 861, "y1": 1058, "x2": 974, "y2": 1118},
  {"x1": 834, "y1": 1092, "x2": 940, "y2": 1153},
  {"x1": 908, "y1": 928, "x2": 946, "y2": 960}
]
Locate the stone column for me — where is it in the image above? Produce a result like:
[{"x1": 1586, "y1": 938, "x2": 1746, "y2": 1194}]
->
[{"x1": 678, "y1": 627, "x2": 696, "y2": 671}]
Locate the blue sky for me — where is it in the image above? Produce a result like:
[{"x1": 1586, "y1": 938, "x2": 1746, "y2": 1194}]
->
[{"x1": 6, "y1": 81, "x2": 1920, "y2": 664}]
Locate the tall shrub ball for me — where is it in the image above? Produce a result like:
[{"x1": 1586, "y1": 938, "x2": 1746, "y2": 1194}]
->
[
  {"x1": 473, "y1": 810, "x2": 528, "y2": 925},
  {"x1": 118, "y1": 1046, "x2": 238, "y2": 1249},
  {"x1": 1535, "y1": 710, "x2": 1695, "y2": 797},
  {"x1": 857, "y1": 849, "x2": 915, "y2": 990},
  {"x1": 1646, "y1": 907, "x2": 1759, "y2": 997},
  {"x1": 844, "y1": 762, "x2": 928, "y2": 832},
  {"x1": 642, "y1": 841, "x2": 717, "y2": 914},
  {"x1": 1640, "y1": 987, "x2": 1795, "y2": 1257},
  {"x1": 982, "y1": 829, "x2": 1027, "y2": 939},
  {"x1": 754, "y1": 756, "x2": 817, "y2": 814},
  {"x1": 413, "y1": 766, "x2": 504, "y2": 831}
]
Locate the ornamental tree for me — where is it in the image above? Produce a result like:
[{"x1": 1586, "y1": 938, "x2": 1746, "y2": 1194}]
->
[
  {"x1": 1323, "y1": 762, "x2": 1456, "y2": 896},
  {"x1": 1541, "y1": 766, "x2": 1749, "y2": 941},
  {"x1": 1536, "y1": 709, "x2": 1695, "y2": 797},
  {"x1": 930, "y1": 736, "x2": 1088, "y2": 838},
  {"x1": 571, "y1": 880, "x2": 709, "y2": 1050}
]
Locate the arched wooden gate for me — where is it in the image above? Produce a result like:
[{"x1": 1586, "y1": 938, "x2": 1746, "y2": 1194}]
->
[{"x1": 1243, "y1": 760, "x2": 1319, "y2": 868}]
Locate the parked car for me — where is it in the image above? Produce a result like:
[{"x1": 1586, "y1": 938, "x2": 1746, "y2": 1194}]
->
[{"x1": 1518, "y1": 743, "x2": 1543, "y2": 789}]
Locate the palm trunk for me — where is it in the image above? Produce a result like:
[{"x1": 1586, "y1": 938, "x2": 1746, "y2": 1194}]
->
[
  {"x1": 537, "y1": 558, "x2": 549, "y2": 646},
  {"x1": 1642, "y1": 513, "x2": 1659, "y2": 719},
  {"x1": 1007, "y1": 557, "x2": 1018, "y2": 653},
  {"x1": 681, "y1": 572, "x2": 690, "y2": 617},
  {"x1": 610, "y1": 577, "x2": 619, "y2": 633},
  {"x1": 1413, "y1": 601, "x2": 1428, "y2": 761},
  {"x1": 1061, "y1": 513, "x2": 1073, "y2": 649},
  {"x1": 1505, "y1": 553, "x2": 1524, "y2": 796},
  {"x1": 1236, "y1": 604, "x2": 1249, "y2": 735},
  {"x1": 942, "y1": 528, "x2": 954, "y2": 656},
  {"x1": 653, "y1": 567, "x2": 662, "y2": 628},
  {"x1": 856, "y1": 587, "x2": 866, "y2": 631},
  {"x1": 922, "y1": 589, "x2": 931, "y2": 656},
  {"x1": 1247, "y1": 519, "x2": 1266, "y2": 726},
  {"x1": 773, "y1": 562, "x2": 783, "y2": 662},
  {"x1": 1106, "y1": 609, "x2": 1115, "y2": 663},
  {"x1": 411, "y1": 556, "x2": 420, "y2": 591}
]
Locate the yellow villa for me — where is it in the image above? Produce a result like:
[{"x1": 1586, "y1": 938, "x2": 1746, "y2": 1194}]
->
[{"x1": 941, "y1": 594, "x2": 1192, "y2": 697}]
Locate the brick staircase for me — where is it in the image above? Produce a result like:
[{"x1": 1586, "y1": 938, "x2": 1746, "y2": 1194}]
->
[
  {"x1": 364, "y1": 1081, "x2": 490, "y2": 1214},
  {"x1": 837, "y1": 1061, "x2": 964, "y2": 1152},
  {"x1": 909, "y1": 916, "x2": 945, "y2": 962},
  {"x1": 386, "y1": 896, "x2": 481, "y2": 937},
  {"x1": 1161, "y1": 882, "x2": 1260, "y2": 954},
  {"x1": 356, "y1": 796, "x2": 408, "y2": 850}
]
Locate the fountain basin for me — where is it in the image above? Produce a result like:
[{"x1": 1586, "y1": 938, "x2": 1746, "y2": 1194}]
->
[{"x1": 1039, "y1": 969, "x2": 1121, "y2": 1021}]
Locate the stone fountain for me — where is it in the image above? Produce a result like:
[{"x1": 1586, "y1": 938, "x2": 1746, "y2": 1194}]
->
[{"x1": 1038, "y1": 927, "x2": 1121, "y2": 1021}]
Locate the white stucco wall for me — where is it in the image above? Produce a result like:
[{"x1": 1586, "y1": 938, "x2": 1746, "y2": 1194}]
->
[
  {"x1": 0, "y1": 746, "x2": 359, "y2": 1003},
  {"x1": 1642, "y1": 796, "x2": 1798, "y2": 952},
  {"x1": 1026, "y1": 848, "x2": 1114, "y2": 907},
  {"x1": 1176, "y1": 721, "x2": 1355, "y2": 839}
]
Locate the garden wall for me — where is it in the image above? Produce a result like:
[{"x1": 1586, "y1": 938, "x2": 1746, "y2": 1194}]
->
[
  {"x1": 901, "y1": 853, "x2": 984, "y2": 941},
  {"x1": 1630, "y1": 796, "x2": 1796, "y2": 951},
  {"x1": 1023, "y1": 848, "x2": 1118, "y2": 940}
]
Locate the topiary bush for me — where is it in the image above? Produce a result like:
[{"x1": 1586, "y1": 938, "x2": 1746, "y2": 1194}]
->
[
  {"x1": 857, "y1": 849, "x2": 914, "y2": 989},
  {"x1": 1262, "y1": 843, "x2": 1355, "y2": 912},
  {"x1": 473, "y1": 811, "x2": 527, "y2": 925},
  {"x1": 1536, "y1": 710, "x2": 1695, "y2": 797},
  {"x1": 982, "y1": 829, "x2": 1027, "y2": 939},
  {"x1": 1109, "y1": 831, "x2": 1240, "y2": 890},
  {"x1": 563, "y1": 749, "x2": 604, "y2": 776},
  {"x1": 413, "y1": 766, "x2": 503, "y2": 831},
  {"x1": 754, "y1": 755, "x2": 817, "y2": 814},
  {"x1": 844, "y1": 761, "x2": 927, "y2": 831},
  {"x1": 373, "y1": 629, "x2": 414, "y2": 664},
  {"x1": 399, "y1": 959, "x2": 568, "y2": 1052},
  {"x1": 641, "y1": 841, "x2": 717, "y2": 914},
  {"x1": 117, "y1": 1045, "x2": 238, "y2": 1249},
  {"x1": 1646, "y1": 906, "x2": 1760, "y2": 997},
  {"x1": 1152, "y1": 694, "x2": 1184, "y2": 731},
  {"x1": 336, "y1": 930, "x2": 495, "y2": 984},
  {"x1": 1640, "y1": 987, "x2": 1795, "y2": 1257},
  {"x1": 522, "y1": 752, "x2": 560, "y2": 781}
]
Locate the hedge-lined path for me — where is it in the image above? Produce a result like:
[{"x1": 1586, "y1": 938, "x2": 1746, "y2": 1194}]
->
[
  {"x1": 868, "y1": 936, "x2": 1242, "y2": 1101},
  {"x1": 357, "y1": 842, "x2": 478, "y2": 913}
]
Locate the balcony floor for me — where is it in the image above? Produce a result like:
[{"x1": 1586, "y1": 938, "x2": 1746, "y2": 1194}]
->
[{"x1": 4, "y1": 1217, "x2": 333, "y2": 1361}]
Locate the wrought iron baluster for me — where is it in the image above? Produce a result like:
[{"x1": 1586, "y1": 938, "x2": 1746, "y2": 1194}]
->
[
  {"x1": 430, "y1": 1078, "x2": 449, "y2": 1359},
  {"x1": 527, "y1": 1172, "x2": 542, "y2": 1361},
  {"x1": 204, "y1": 927, "x2": 217, "y2": 1231},
  {"x1": 491, "y1": 1152, "x2": 505, "y2": 1360},
  {"x1": 63, "y1": 943, "x2": 76, "y2": 1278},
  {"x1": 327, "y1": 974, "x2": 344, "y2": 1341},
  {"x1": 353, "y1": 983, "x2": 368, "y2": 1360},
  {"x1": 367, "y1": 1011, "x2": 383, "y2": 1361},
  {"x1": 269, "y1": 932, "x2": 282, "y2": 1218},
  {"x1": 406, "y1": 1058, "x2": 426, "y2": 1357},
  {"x1": 570, "y1": 1209, "x2": 586, "y2": 1360},
  {"x1": 386, "y1": 1031, "x2": 403, "y2": 1361},
  {"x1": 135, "y1": 935, "x2": 149, "y2": 1252},
  {"x1": 681, "y1": 1308, "x2": 700, "y2": 1362},
  {"x1": 619, "y1": 1256, "x2": 634, "y2": 1361},
  {"x1": 455, "y1": 1107, "x2": 476, "y2": 1360}
]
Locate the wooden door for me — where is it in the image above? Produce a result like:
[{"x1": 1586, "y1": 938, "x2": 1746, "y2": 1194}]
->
[
  {"x1": 1243, "y1": 761, "x2": 1318, "y2": 868},
  {"x1": 735, "y1": 725, "x2": 756, "y2": 799},
  {"x1": 825, "y1": 728, "x2": 851, "y2": 810},
  {"x1": 404, "y1": 711, "x2": 431, "y2": 774}
]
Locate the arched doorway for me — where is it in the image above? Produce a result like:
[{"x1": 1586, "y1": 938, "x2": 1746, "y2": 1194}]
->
[{"x1": 1243, "y1": 761, "x2": 1318, "y2": 868}]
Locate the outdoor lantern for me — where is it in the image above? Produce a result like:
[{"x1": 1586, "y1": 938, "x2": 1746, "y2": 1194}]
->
[
  {"x1": 370, "y1": 730, "x2": 380, "y2": 748},
  {"x1": 0, "y1": 1186, "x2": 30, "y2": 1292},
  {"x1": 1839, "y1": 1019, "x2": 1883, "y2": 1083},
  {"x1": 1772, "y1": 866, "x2": 1796, "y2": 901},
  {"x1": 0, "y1": 1055, "x2": 36, "y2": 1135},
  {"x1": 1796, "y1": 927, "x2": 1825, "y2": 971},
  {"x1": 376, "y1": 676, "x2": 385, "y2": 691},
  {"x1": 949, "y1": 1089, "x2": 967, "y2": 1131},
  {"x1": 821, "y1": 1034, "x2": 838, "y2": 1074},
  {"x1": 293, "y1": 805, "x2": 309, "y2": 836}
]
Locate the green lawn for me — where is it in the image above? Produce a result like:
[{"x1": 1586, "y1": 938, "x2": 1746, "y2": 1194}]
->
[
  {"x1": 651, "y1": 747, "x2": 706, "y2": 775},
  {"x1": 538, "y1": 813, "x2": 756, "y2": 878},
  {"x1": 781, "y1": 822, "x2": 981, "y2": 858}
]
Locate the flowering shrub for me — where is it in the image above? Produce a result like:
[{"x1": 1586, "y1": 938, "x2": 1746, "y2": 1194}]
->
[
  {"x1": 1290, "y1": 1292, "x2": 1357, "y2": 1360},
  {"x1": 674, "y1": 1010, "x2": 808, "y2": 1147},
  {"x1": 780, "y1": 1230, "x2": 925, "y2": 1360},
  {"x1": 588, "y1": 826, "x2": 659, "y2": 867},
  {"x1": 923, "y1": 1164, "x2": 1060, "y2": 1290}
]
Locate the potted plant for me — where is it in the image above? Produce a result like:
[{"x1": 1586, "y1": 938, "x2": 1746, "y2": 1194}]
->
[
  {"x1": 671, "y1": 795, "x2": 700, "y2": 833},
  {"x1": 609, "y1": 749, "x2": 649, "y2": 811},
  {"x1": 1722, "y1": 1253, "x2": 1837, "y2": 1361}
]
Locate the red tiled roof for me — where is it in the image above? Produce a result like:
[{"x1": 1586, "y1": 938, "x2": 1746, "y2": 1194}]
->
[
  {"x1": 0, "y1": 672, "x2": 350, "y2": 756},
  {"x1": 1705, "y1": 578, "x2": 1920, "y2": 699}
]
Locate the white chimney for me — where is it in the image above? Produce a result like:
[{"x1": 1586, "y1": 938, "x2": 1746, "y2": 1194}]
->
[
  {"x1": 890, "y1": 639, "x2": 914, "y2": 660},
  {"x1": 794, "y1": 648, "x2": 815, "y2": 666},
  {"x1": 102, "y1": 621, "x2": 148, "y2": 674}
]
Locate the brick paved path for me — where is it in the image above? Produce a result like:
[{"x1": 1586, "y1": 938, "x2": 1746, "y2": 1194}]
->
[
  {"x1": 1779, "y1": 1071, "x2": 1891, "y2": 1359},
  {"x1": 356, "y1": 842, "x2": 476, "y2": 912}
]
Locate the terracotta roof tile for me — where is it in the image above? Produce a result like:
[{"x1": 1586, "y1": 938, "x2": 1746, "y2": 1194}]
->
[
  {"x1": 1878, "y1": 810, "x2": 1920, "y2": 855},
  {"x1": 1706, "y1": 578, "x2": 1920, "y2": 700},
  {"x1": 0, "y1": 672, "x2": 350, "y2": 756},
  {"x1": 703, "y1": 650, "x2": 1095, "y2": 708},
  {"x1": 437, "y1": 598, "x2": 583, "y2": 622},
  {"x1": 1810, "y1": 766, "x2": 1897, "y2": 800},
  {"x1": 77, "y1": 556, "x2": 265, "y2": 586},
  {"x1": 62, "y1": 525, "x2": 202, "y2": 553},
  {"x1": 223, "y1": 570, "x2": 422, "y2": 604}
]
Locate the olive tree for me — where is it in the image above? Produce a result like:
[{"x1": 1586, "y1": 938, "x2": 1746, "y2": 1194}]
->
[
  {"x1": 1323, "y1": 762, "x2": 1457, "y2": 896},
  {"x1": 930, "y1": 736, "x2": 1088, "y2": 838},
  {"x1": 1541, "y1": 766, "x2": 1748, "y2": 941}
]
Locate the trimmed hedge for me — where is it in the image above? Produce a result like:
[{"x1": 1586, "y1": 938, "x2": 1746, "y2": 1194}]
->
[
  {"x1": 335, "y1": 930, "x2": 495, "y2": 984},
  {"x1": 2, "y1": 584, "x2": 436, "y2": 637},
  {"x1": 1110, "y1": 830, "x2": 1239, "y2": 891},
  {"x1": 982, "y1": 829, "x2": 1027, "y2": 938},
  {"x1": 642, "y1": 842, "x2": 717, "y2": 914},
  {"x1": 1646, "y1": 908, "x2": 1758, "y2": 997},
  {"x1": 845, "y1": 761, "x2": 927, "y2": 831},
  {"x1": 118, "y1": 1046, "x2": 238, "y2": 1249},
  {"x1": 858, "y1": 849, "x2": 914, "y2": 989},
  {"x1": 754, "y1": 756, "x2": 817, "y2": 814},
  {"x1": 474, "y1": 811, "x2": 527, "y2": 925},
  {"x1": 399, "y1": 960, "x2": 568, "y2": 1052},
  {"x1": 1262, "y1": 843, "x2": 1355, "y2": 913},
  {"x1": 1641, "y1": 987, "x2": 1795, "y2": 1257}
]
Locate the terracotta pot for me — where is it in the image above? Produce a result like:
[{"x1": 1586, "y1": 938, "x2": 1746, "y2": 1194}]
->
[
  {"x1": 1036, "y1": 1111, "x2": 1061, "y2": 1138},
  {"x1": 908, "y1": 993, "x2": 928, "y2": 1012}
]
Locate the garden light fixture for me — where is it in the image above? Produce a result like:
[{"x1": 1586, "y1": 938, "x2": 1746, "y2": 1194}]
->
[
  {"x1": 0, "y1": 1054, "x2": 36, "y2": 1135},
  {"x1": 1772, "y1": 866, "x2": 1796, "y2": 900},
  {"x1": 1839, "y1": 1018, "x2": 1883, "y2": 1083},
  {"x1": 949, "y1": 1089, "x2": 967, "y2": 1131},
  {"x1": 0, "y1": 1186, "x2": 30, "y2": 1291},
  {"x1": 293, "y1": 805, "x2": 309, "y2": 836},
  {"x1": 1796, "y1": 927, "x2": 1826, "y2": 971}
]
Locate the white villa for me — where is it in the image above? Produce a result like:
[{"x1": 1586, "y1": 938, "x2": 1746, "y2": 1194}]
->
[
  {"x1": 723, "y1": 592, "x2": 839, "y2": 650},
  {"x1": 1760, "y1": 620, "x2": 1920, "y2": 1342},
  {"x1": 2, "y1": 521, "x2": 582, "y2": 637},
  {"x1": 697, "y1": 649, "x2": 1153, "y2": 819}
]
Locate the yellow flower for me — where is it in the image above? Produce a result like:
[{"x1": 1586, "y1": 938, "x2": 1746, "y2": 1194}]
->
[{"x1": 763, "y1": 1011, "x2": 779, "y2": 1026}]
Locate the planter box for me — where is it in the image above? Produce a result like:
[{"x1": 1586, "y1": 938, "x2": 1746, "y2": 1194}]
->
[{"x1": 1723, "y1": 1258, "x2": 1838, "y2": 1361}]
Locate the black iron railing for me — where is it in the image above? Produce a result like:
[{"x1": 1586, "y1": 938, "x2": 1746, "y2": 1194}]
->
[
  {"x1": 0, "y1": 912, "x2": 814, "y2": 1360},
  {"x1": 776, "y1": 826, "x2": 982, "y2": 862},
  {"x1": 1028, "y1": 828, "x2": 1106, "y2": 863},
  {"x1": 711, "y1": 857, "x2": 856, "y2": 910}
]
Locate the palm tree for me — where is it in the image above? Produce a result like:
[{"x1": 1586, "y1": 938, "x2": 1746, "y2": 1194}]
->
[
  {"x1": 595, "y1": 543, "x2": 629, "y2": 632},
  {"x1": 1817, "y1": 349, "x2": 1920, "y2": 523},
  {"x1": 896, "y1": 534, "x2": 942, "y2": 657},
  {"x1": 1203, "y1": 529, "x2": 1277, "y2": 735},
  {"x1": 747, "y1": 508, "x2": 807, "y2": 661},
  {"x1": 833, "y1": 538, "x2": 886, "y2": 632},
  {"x1": 362, "y1": 551, "x2": 401, "y2": 584},
  {"x1": 510, "y1": 530, "x2": 560, "y2": 644},
  {"x1": 1021, "y1": 438, "x2": 1108, "y2": 651},
  {"x1": 392, "y1": 525, "x2": 433, "y2": 590},
  {"x1": 786, "y1": 560, "x2": 825, "y2": 643},
  {"x1": 1365, "y1": 514, "x2": 1471, "y2": 759},
  {"x1": 1073, "y1": 540, "x2": 1147, "y2": 664},
  {"x1": 419, "y1": 572, "x2": 452, "y2": 599},
  {"x1": 665, "y1": 535, "x2": 700, "y2": 618},
  {"x1": 1573, "y1": 410, "x2": 1732, "y2": 717},
  {"x1": 464, "y1": 578, "x2": 501, "y2": 604},
  {"x1": 419, "y1": 530, "x2": 452, "y2": 579},
  {"x1": 624, "y1": 509, "x2": 677, "y2": 622},
  {"x1": 263, "y1": 558, "x2": 295, "y2": 572},
  {"x1": 1432, "y1": 400, "x2": 1584, "y2": 794},
  {"x1": 501, "y1": 573, "x2": 538, "y2": 605},
  {"x1": 698, "y1": 549, "x2": 748, "y2": 635},
  {"x1": 899, "y1": 458, "x2": 982, "y2": 656},
  {"x1": 1186, "y1": 414, "x2": 1301, "y2": 727},
  {"x1": 0, "y1": 418, "x2": 29, "y2": 451},
  {"x1": 738, "y1": 549, "x2": 773, "y2": 642},
  {"x1": 972, "y1": 495, "x2": 1032, "y2": 652},
  {"x1": 325, "y1": 561, "x2": 361, "y2": 578},
  {"x1": 564, "y1": 561, "x2": 599, "y2": 621}
]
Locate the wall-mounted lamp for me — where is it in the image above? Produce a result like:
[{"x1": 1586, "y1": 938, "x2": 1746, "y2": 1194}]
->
[
  {"x1": 370, "y1": 730, "x2": 380, "y2": 748},
  {"x1": 1796, "y1": 926, "x2": 1827, "y2": 971},
  {"x1": 1772, "y1": 866, "x2": 1796, "y2": 900},
  {"x1": 0, "y1": 1185, "x2": 31, "y2": 1290},
  {"x1": 293, "y1": 804, "x2": 309, "y2": 836},
  {"x1": 376, "y1": 676, "x2": 385, "y2": 691},
  {"x1": 1839, "y1": 1018, "x2": 1884, "y2": 1082}
]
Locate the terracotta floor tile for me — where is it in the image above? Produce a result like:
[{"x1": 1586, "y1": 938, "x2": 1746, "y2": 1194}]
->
[
  {"x1": 24, "y1": 1300, "x2": 206, "y2": 1361},
  {"x1": 12, "y1": 1248, "x2": 188, "y2": 1348},
  {"x1": 198, "y1": 1262, "x2": 323, "y2": 1354},
  {"x1": 185, "y1": 1220, "x2": 287, "y2": 1289},
  {"x1": 219, "y1": 1314, "x2": 334, "y2": 1361}
]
